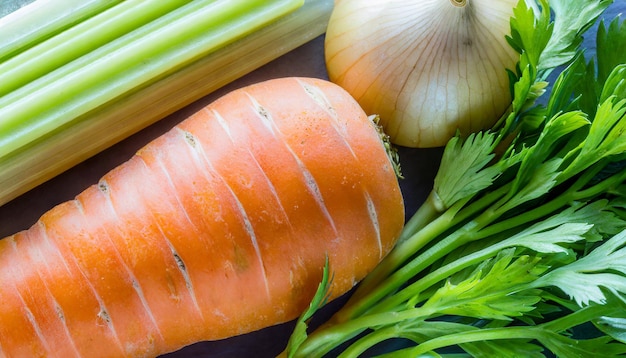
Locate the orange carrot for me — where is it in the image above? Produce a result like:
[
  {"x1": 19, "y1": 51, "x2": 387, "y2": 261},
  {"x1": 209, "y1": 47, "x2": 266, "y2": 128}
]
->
[{"x1": 0, "y1": 77, "x2": 404, "y2": 357}]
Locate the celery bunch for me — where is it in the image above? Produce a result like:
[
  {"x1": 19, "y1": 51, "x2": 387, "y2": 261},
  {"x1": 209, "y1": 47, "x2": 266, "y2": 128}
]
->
[
  {"x1": 0, "y1": 0, "x2": 333, "y2": 205},
  {"x1": 286, "y1": 0, "x2": 626, "y2": 356}
]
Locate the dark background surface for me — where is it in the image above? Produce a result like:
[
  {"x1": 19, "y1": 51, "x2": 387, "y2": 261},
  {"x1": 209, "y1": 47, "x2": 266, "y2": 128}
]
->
[{"x1": 1, "y1": 1, "x2": 625, "y2": 357}]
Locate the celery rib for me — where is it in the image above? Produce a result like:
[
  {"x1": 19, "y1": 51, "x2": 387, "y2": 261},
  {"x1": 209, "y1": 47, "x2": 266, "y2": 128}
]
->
[
  {"x1": 0, "y1": 0, "x2": 300, "y2": 158},
  {"x1": 0, "y1": 1, "x2": 186, "y2": 96},
  {"x1": 0, "y1": 0, "x2": 123, "y2": 62},
  {"x1": 0, "y1": 0, "x2": 333, "y2": 205}
]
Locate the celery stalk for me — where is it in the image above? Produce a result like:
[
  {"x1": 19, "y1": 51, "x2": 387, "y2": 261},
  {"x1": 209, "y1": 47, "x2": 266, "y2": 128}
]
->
[
  {"x1": 0, "y1": 0, "x2": 333, "y2": 205},
  {"x1": 0, "y1": 0, "x2": 123, "y2": 62},
  {"x1": 0, "y1": 1, "x2": 187, "y2": 96},
  {"x1": 0, "y1": 0, "x2": 301, "y2": 156}
]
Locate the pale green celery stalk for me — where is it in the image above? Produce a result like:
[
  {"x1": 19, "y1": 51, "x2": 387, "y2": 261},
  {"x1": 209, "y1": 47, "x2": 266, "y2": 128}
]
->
[
  {"x1": 0, "y1": 0, "x2": 299, "y2": 156},
  {"x1": 0, "y1": 0, "x2": 334, "y2": 205},
  {"x1": 0, "y1": 1, "x2": 187, "y2": 96},
  {"x1": 0, "y1": 0, "x2": 122, "y2": 62}
]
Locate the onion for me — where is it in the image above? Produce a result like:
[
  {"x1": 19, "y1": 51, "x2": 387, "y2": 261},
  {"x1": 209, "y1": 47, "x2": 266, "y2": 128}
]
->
[{"x1": 324, "y1": 0, "x2": 520, "y2": 148}]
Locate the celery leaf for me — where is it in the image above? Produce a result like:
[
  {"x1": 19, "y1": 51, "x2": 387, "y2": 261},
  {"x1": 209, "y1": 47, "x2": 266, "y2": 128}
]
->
[
  {"x1": 433, "y1": 132, "x2": 502, "y2": 210},
  {"x1": 285, "y1": 257, "x2": 333, "y2": 358},
  {"x1": 538, "y1": 0, "x2": 613, "y2": 71},
  {"x1": 507, "y1": 0, "x2": 552, "y2": 70},
  {"x1": 545, "y1": 52, "x2": 589, "y2": 117},
  {"x1": 422, "y1": 249, "x2": 543, "y2": 321},
  {"x1": 534, "y1": 229, "x2": 626, "y2": 306},
  {"x1": 538, "y1": 329, "x2": 626, "y2": 357},
  {"x1": 460, "y1": 339, "x2": 545, "y2": 358},
  {"x1": 501, "y1": 157, "x2": 562, "y2": 212},
  {"x1": 597, "y1": 315, "x2": 626, "y2": 344},
  {"x1": 561, "y1": 95, "x2": 626, "y2": 179},
  {"x1": 596, "y1": 16, "x2": 626, "y2": 86}
]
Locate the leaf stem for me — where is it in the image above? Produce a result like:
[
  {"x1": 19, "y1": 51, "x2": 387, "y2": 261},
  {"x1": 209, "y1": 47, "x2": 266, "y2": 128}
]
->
[
  {"x1": 296, "y1": 309, "x2": 432, "y2": 358},
  {"x1": 334, "y1": 183, "x2": 512, "y2": 323},
  {"x1": 398, "y1": 190, "x2": 445, "y2": 242}
]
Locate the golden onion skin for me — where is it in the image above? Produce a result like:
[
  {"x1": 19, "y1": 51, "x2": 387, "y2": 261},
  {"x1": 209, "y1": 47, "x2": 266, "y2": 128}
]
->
[{"x1": 325, "y1": 0, "x2": 520, "y2": 148}]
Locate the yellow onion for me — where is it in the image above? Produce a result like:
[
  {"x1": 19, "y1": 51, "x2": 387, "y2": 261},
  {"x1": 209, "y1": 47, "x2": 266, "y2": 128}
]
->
[{"x1": 325, "y1": 0, "x2": 520, "y2": 147}]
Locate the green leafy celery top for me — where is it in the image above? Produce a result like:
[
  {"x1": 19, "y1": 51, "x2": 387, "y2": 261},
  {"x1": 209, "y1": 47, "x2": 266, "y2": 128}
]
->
[{"x1": 285, "y1": 1, "x2": 626, "y2": 357}]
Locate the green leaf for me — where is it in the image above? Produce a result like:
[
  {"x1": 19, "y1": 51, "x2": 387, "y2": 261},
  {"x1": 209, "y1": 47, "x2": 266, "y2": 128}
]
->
[
  {"x1": 600, "y1": 64, "x2": 626, "y2": 104},
  {"x1": 572, "y1": 16, "x2": 626, "y2": 116},
  {"x1": 561, "y1": 96, "x2": 626, "y2": 179},
  {"x1": 596, "y1": 316, "x2": 626, "y2": 344},
  {"x1": 460, "y1": 339, "x2": 544, "y2": 358},
  {"x1": 538, "y1": 330, "x2": 626, "y2": 358},
  {"x1": 498, "y1": 112, "x2": 590, "y2": 209},
  {"x1": 597, "y1": 16, "x2": 626, "y2": 87},
  {"x1": 589, "y1": 295, "x2": 626, "y2": 343},
  {"x1": 507, "y1": 0, "x2": 552, "y2": 70},
  {"x1": 510, "y1": 64, "x2": 537, "y2": 116},
  {"x1": 433, "y1": 132, "x2": 502, "y2": 210},
  {"x1": 545, "y1": 52, "x2": 588, "y2": 118},
  {"x1": 502, "y1": 200, "x2": 624, "y2": 252},
  {"x1": 576, "y1": 57, "x2": 604, "y2": 117},
  {"x1": 538, "y1": 0, "x2": 613, "y2": 71},
  {"x1": 536, "y1": 111, "x2": 590, "y2": 158},
  {"x1": 512, "y1": 222, "x2": 591, "y2": 255},
  {"x1": 422, "y1": 249, "x2": 543, "y2": 321},
  {"x1": 285, "y1": 257, "x2": 333, "y2": 358},
  {"x1": 501, "y1": 157, "x2": 562, "y2": 212},
  {"x1": 534, "y1": 229, "x2": 626, "y2": 306}
]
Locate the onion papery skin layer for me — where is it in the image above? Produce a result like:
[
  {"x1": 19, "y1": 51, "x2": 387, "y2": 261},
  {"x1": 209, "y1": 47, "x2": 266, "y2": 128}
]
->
[{"x1": 325, "y1": 0, "x2": 520, "y2": 148}]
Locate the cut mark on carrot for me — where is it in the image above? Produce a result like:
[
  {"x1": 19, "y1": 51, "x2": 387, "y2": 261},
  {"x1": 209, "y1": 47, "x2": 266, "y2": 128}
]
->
[
  {"x1": 229, "y1": 193, "x2": 271, "y2": 299},
  {"x1": 364, "y1": 191, "x2": 383, "y2": 258},
  {"x1": 54, "y1": 301, "x2": 65, "y2": 322},
  {"x1": 147, "y1": 149, "x2": 205, "y2": 316},
  {"x1": 24, "y1": 303, "x2": 51, "y2": 351},
  {"x1": 297, "y1": 80, "x2": 338, "y2": 120},
  {"x1": 171, "y1": 250, "x2": 188, "y2": 286},
  {"x1": 256, "y1": 103, "x2": 270, "y2": 122},
  {"x1": 97, "y1": 307, "x2": 111, "y2": 324},
  {"x1": 297, "y1": 79, "x2": 360, "y2": 164},
  {"x1": 182, "y1": 129, "x2": 197, "y2": 148},
  {"x1": 7, "y1": 238, "x2": 52, "y2": 353},
  {"x1": 98, "y1": 180, "x2": 109, "y2": 194},
  {"x1": 245, "y1": 93, "x2": 276, "y2": 135},
  {"x1": 24, "y1": 226, "x2": 82, "y2": 356},
  {"x1": 210, "y1": 109, "x2": 233, "y2": 138},
  {"x1": 96, "y1": 183, "x2": 165, "y2": 340},
  {"x1": 39, "y1": 216, "x2": 124, "y2": 350},
  {"x1": 183, "y1": 123, "x2": 272, "y2": 300},
  {"x1": 96, "y1": 307, "x2": 119, "y2": 343},
  {"x1": 243, "y1": 90, "x2": 340, "y2": 238},
  {"x1": 129, "y1": 278, "x2": 163, "y2": 337}
]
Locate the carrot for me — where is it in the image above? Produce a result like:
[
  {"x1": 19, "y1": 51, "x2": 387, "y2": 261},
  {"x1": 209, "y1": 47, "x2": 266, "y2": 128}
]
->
[{"x1": 0, "y1": 77, "x2": 404, "y2": 357}]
